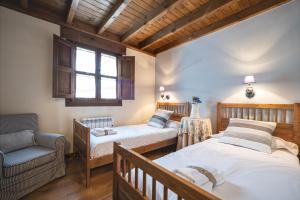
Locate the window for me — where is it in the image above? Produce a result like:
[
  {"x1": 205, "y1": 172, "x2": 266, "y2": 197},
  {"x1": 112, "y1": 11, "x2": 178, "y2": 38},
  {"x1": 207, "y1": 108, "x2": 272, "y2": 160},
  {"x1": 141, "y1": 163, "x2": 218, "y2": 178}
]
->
[
  {"x1": 100, "y1": 53, "x2": 117, "y2": 99},
  {"x1": 52, "y1": 35, "x2": 135, "y2": 106},
  {"x1": 75, "y1": 48, "x2": 96, "y2": 98},
  {"x1": 74, "y1": 47, "x2": 118, "y2": 101}
]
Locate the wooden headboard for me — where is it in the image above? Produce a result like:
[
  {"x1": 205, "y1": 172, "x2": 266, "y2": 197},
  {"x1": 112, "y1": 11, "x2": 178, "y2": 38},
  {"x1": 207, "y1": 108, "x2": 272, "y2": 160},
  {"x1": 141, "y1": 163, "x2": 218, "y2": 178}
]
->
[
  {"x1": 156, "y1": 102, "x2": 190, "y2": 121},
  {"x1": 217, "y1": 103, "x2": 300, "y2": 153}
]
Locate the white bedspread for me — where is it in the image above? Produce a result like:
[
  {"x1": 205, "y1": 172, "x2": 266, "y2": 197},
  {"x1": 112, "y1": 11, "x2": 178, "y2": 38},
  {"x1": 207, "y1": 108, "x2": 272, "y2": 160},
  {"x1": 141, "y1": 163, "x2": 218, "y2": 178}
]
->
[
  {"x1": 135, "y1": 138, "x2": 300, "y2": 200},
  {"x1": 90, "y1": 124, "x2": 177, "y2": 158}
]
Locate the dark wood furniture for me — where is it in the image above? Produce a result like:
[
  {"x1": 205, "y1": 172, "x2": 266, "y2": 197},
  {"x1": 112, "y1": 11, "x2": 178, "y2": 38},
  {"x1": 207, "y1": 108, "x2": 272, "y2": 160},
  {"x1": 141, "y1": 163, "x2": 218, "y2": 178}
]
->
[
  {"x1": 73, "y1": 102, "x2": 190, "y2": 187},
  {"x1": 113, "y1": 103, "x2": 300, "y2": 200}
]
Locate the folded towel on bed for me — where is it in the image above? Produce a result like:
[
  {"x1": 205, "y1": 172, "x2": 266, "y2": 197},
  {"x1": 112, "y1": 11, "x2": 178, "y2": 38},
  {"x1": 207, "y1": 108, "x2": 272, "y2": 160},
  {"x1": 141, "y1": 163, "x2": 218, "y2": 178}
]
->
[
  {"x1": 173, "y1": 165, "x2": 224, "y2": 192},
  {"x1": 91, "y1": 127, "x2": 117, "y2": 137}
]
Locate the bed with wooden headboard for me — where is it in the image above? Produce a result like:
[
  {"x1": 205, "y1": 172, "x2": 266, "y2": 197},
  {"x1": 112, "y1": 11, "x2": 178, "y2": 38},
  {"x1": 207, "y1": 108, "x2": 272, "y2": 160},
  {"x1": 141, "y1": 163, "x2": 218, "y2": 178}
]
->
[
  {"x1": 113, "y1": 103, "x2": 300, "y2": 200},
  {"x1": 157, "y1": 102, "x2": 190, "y2": 121},
  {"x1": 73, "y1": 102, "x2": 189, "y2": 187}
]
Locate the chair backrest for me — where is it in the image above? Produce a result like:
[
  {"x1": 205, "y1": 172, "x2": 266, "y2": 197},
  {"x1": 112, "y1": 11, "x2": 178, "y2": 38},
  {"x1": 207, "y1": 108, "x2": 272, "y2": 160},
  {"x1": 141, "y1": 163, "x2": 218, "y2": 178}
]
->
[
  {"x1": 0, "y1": 113, "x2": 38, "y2": 134},
  {"x1": 80, "y1": 116, "x2": 114, "y2": 129}
]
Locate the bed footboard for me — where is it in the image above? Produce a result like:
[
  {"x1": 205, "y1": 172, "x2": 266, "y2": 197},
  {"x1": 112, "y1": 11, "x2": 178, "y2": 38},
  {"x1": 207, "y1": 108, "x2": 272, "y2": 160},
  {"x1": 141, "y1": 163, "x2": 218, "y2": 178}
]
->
[
  {"x1": 73, "y1": 119, "x2": 91, "y2": 187},
  {"x1": 113, "y1": 142, "x2": 220, "y2": 200}
]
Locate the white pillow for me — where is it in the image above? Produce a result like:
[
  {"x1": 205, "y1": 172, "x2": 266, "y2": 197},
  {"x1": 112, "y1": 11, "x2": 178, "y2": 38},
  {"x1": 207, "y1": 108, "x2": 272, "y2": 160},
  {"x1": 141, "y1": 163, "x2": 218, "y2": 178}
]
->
[
  {"x1": 219, "y1": 118, "x2": 277, "y2": 154},
  {"x1": 148, "y1": 109, "x2": 174, "y2": 128},
  {"x1": 165, "y1": 120, "x2": 180, "y2": 129},
  {"x1": 211, "y1": 132, "x2": 224, "y2": 139},
  {"x1": 271, "y1": 136, "x2": 299, "y2": 155},
  {"x1": 220, "y1": 136, "x2": 273, "y2": 153}
]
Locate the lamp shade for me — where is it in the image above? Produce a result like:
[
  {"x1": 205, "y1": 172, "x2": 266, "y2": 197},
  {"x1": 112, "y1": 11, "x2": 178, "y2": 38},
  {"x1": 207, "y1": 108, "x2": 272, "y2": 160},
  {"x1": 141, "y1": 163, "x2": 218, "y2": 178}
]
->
[
  {"x1": 159, "y1": 86, "x2": 165, "y2": 92},
  {"x1": 244, "y1": 75, "x2": 255, "y2": 84}
]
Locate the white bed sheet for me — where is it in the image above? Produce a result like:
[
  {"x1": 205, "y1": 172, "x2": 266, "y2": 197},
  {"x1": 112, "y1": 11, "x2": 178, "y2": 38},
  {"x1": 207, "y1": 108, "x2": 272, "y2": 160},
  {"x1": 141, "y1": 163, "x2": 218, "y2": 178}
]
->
[
  {"x1": 134, "y1": 138, "x2": 300, "y2": 200},
  {"x1": 90, "y1": 124, "x2": 177, "y2": 158}
]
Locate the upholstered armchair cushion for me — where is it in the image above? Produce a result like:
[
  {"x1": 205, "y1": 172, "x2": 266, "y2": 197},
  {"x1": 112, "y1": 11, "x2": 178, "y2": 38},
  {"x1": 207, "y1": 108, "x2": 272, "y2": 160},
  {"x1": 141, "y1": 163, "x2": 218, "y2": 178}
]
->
[
  {"x1": 0, "y1": 130, "x2": 35, "y2": 153},
  {"x1": 3, "y1": 146, "x2": 56, "y2": 177},
  {"x1": 35, "y1": 133, "x2": 65, "y2": 150}
]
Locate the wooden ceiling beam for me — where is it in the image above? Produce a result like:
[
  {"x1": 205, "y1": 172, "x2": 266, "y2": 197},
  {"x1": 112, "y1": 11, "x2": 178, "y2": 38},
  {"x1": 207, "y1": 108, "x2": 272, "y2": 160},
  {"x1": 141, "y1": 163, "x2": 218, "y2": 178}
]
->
[
  {"x1": 97, "y1": 0, "x2": 131, "y2": 34},
  {"x1": 0, "y1": 0, "x2": 155, "y2": 57},
  {"x1": 153, "y1": 0, "x2": 291, "y2": 54},
  {"x1": 66, "y1": 0, "x2": 80, "y2": 24},
  {"x1": 121, "y1": 0, "x2": 184, "y2": 43},
  {"x1": 20, "y1": 0, "x2": 28, "y2": 9},
  {"x1": 0, "y1": 1, "x2": 99, "y2": 39},
  {"x1": 139, "y1": 0, "x2": 234, "y2": 49},
  {"x1": 0, "y1": 0, "x2": 118, "y2": 42}
]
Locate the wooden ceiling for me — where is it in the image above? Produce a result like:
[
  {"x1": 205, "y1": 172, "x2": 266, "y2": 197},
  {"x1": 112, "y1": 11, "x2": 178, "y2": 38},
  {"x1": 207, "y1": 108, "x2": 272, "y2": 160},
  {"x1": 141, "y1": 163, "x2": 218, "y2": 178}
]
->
[{"x1": 0, "y1": 0, "x2": 291, "y2": 56}]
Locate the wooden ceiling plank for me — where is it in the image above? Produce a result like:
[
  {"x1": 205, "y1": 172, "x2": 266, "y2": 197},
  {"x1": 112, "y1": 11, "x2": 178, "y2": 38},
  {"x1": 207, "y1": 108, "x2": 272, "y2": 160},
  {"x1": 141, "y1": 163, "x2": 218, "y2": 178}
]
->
[
  {"x1": 125, "y1": 2, "x2": 148, "y2": 17},
  {"x1": 139, "y1": 0, "x2": 234, "y2": 49},
  {"x1": 121, "y1": 0, "x2": 186, "y2": 43},
  {"x1": 97, "y1": 0, "x2": 131, "y2": 34},
  {"x1": 135, "y1": 0, "x2": 157, "y2": 12},
  {"x1": 78, "y1": 1, "x2": 106, "y2": 15},
  {"x1": 154, "y1": 0, "x2": 291, "y2": 54},
  {"x1": 20, "y1": 0, "x2": 28, "y2": 9},
  {"x1": 93, "y1": 0, "x2": 112, "y2": 8},
  {"x1": 0, "y1": 0, "x2": 155, "y2": 57},
  {"x1": 83, "y1": 0, "x2": 110, "y2": 12},
  {"x1": 67, "y1": 0, "x2": 80, "y2": 24}
]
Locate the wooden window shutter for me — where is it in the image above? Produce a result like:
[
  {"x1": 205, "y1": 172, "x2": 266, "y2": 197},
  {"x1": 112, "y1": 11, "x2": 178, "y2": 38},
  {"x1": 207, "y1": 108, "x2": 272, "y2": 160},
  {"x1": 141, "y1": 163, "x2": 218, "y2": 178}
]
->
[
  {"x1": 52, "y1": 34, "x2": 75, "y2": 98},
  {"x1": 118, "y1": 56, "x2": 135, "y2": 100}
]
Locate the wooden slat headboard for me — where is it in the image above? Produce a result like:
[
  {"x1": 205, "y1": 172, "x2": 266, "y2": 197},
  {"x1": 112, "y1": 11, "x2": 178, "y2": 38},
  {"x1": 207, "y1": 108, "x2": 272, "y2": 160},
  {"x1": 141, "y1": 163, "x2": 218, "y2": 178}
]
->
[
  {"x1": 217, "y1": 103, "x2": 300, "y2": 153},
  {"x1": 156, "y1": 102, "x2": 190, "y2": 121}
]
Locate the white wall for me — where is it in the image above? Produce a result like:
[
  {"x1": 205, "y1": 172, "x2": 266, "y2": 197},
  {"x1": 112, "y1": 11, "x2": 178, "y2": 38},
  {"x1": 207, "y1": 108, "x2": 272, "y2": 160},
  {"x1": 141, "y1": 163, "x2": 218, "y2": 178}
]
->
[
  {"x1": 156, "y1": 0, "x2": 300, "y2": 130},
  {"x1": 0, "y1": 7, "x2": 156, "y2": 152}
]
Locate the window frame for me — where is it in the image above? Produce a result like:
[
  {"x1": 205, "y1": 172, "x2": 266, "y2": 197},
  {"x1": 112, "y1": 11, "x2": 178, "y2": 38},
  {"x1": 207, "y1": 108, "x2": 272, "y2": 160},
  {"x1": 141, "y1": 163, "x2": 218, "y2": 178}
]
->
[{"x1": 66, "y1": 43, "x2": 122, "y2": 107}]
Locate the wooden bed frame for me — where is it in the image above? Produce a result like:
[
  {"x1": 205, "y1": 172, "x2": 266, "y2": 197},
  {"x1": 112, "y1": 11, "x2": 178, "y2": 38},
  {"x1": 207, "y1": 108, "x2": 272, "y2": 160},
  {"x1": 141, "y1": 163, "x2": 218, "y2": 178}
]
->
[
  {"x1": 217, "y1": 103, "x2": 300, "y2": 154},
  {"x1": 113, "y1": 103, "x2": 300, "y2": 200},
  {"x1": 73, "y1": 102, "x2": 190, "y2": 187}
]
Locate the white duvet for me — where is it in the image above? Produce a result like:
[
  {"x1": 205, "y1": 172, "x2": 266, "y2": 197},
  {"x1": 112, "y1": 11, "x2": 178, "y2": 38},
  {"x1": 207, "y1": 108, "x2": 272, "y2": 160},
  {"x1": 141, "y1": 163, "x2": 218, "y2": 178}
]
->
[
  {"x1": 90, "y1": 124, "x2": 177, "y2": 158},
  {"x1": 134, "y1": 138, "x2": 300, "y2": 200}
]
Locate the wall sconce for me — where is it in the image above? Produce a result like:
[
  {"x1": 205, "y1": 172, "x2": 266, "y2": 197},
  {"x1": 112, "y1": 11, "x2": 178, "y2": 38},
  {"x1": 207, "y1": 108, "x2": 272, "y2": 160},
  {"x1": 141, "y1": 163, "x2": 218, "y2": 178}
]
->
[
  {"x1": 159, "y1": 86, "x2": 170, "y2": 100},
  {"x1": 244, "y1": 75, "x2": 256, "y2": 98}
]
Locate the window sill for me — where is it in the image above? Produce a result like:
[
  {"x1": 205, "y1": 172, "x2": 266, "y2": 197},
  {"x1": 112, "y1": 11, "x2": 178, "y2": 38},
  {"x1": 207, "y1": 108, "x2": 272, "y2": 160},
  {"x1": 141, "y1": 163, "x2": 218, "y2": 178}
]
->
[{"x1": 65, "y1": 98, "x2": 122, "y2": 107}]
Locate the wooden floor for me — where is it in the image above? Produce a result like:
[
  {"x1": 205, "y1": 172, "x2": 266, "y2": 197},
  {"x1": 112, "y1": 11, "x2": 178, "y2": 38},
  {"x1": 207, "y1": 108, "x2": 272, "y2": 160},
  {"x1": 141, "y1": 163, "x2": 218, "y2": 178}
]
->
[{"x1": 22, "y1": 146, "x2": 175, "y2": 200}]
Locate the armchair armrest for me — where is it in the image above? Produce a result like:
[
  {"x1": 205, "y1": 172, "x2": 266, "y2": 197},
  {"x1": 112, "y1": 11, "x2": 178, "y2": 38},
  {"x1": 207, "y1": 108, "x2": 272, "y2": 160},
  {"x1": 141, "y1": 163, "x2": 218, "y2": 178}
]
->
[
  {"x1": 0, "y1": 150, "x2": 4, "y2": 179},
  {"x1": 35, "y1": 133, "x2": 65, "y2": 150}
]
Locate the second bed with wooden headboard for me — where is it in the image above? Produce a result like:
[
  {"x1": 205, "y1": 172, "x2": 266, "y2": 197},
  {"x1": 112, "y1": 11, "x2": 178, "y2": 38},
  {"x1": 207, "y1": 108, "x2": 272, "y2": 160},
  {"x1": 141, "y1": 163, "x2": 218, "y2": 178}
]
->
[
  {"x1": 73, "y1": 102, "x2": 189, "y2": 187},
  {"x1": 113, "y1": 103, "x2": 300, "y2": 200}
]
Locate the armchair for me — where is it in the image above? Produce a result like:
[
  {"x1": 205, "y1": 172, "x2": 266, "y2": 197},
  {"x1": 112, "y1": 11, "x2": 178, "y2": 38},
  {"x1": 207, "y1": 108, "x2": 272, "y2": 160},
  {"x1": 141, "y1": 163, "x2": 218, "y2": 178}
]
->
[{"x1": 0, "y1": 114, "x2": 66, "y2": 200}]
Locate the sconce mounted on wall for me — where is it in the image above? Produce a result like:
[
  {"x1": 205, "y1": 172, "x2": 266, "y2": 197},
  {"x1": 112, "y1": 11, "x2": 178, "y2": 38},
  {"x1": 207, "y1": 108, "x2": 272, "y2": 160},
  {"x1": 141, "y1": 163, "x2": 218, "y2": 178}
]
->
[
  {"x1": 244, "y1": 75, "x2": 256, "y2": 99},
  {"x1": 159, "y1": 86, "x2": 170, "y2": 100}
]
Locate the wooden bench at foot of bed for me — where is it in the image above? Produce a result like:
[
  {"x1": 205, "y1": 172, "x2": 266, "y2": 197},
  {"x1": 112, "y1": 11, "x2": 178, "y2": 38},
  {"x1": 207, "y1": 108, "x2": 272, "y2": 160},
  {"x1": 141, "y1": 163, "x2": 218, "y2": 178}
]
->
[{"x1": 113, "y1": 142, "x2": 220, "y2": 200}]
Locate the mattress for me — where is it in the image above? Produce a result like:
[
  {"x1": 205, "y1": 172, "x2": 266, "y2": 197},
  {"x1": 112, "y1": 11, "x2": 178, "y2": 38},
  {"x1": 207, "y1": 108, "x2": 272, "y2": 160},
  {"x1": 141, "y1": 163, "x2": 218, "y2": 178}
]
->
[
  {"x1": 90, "y1": 124, "x2": 178, "y2": 159},
  {"x1": 134, "y1": 138, "x2": 300, "y2": 200}
]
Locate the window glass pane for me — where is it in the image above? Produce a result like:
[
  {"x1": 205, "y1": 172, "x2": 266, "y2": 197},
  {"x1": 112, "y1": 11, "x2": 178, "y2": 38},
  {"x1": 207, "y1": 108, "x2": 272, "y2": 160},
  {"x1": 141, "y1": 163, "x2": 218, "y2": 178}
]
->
[
  {"x1": 76, "y1": 47, "x2": 95, "y2": 73},
  {"x1": 76, "y1": 74, "x2": 95, "y2": 98},
  {"x1": 101, "y1": 53, "x2": 117, "y2": 77},
  {"x1": 101, "y1": 77, "x2": 116, "y2": 99}
]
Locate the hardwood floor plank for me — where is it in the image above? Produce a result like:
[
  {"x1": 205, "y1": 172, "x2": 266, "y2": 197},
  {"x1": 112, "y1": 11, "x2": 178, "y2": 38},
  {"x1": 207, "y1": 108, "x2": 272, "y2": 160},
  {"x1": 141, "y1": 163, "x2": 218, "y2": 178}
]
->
[{"x1": 22, "y1": 146, "x2": 175, "y2": 200}]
